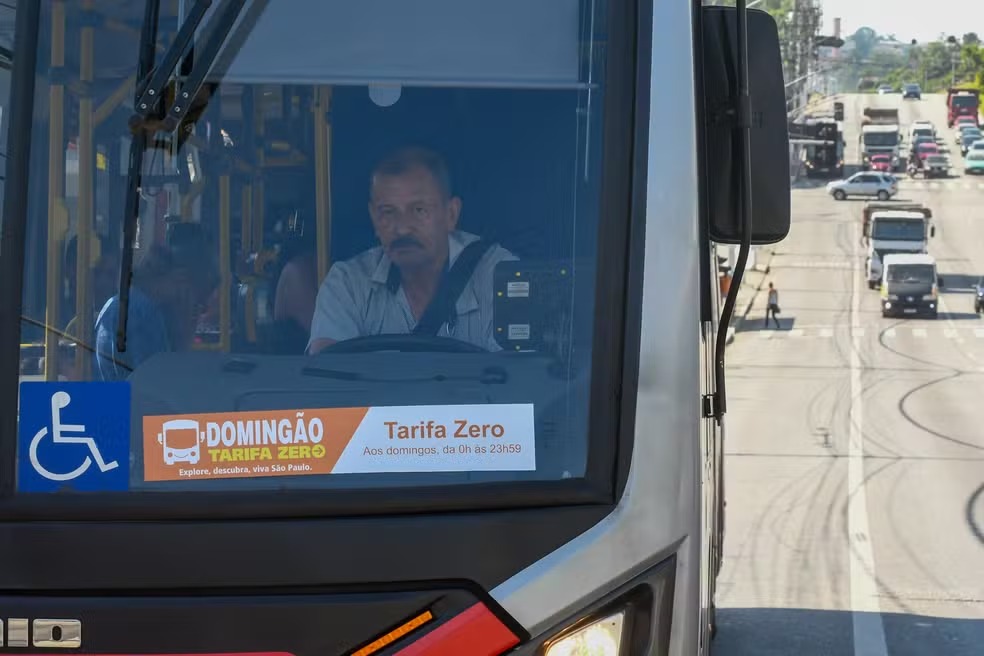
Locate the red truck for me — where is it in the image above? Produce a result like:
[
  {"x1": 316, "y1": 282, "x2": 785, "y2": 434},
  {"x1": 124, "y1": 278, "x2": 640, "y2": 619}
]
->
[{"x1": 946, "y1": 87, "x2": 981, "y2": 127}]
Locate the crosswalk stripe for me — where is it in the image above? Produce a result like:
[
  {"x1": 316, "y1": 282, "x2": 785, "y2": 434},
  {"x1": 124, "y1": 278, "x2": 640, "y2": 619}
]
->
[
  {"x1": 739, "y1": 325, "x2": 984, "y2": 341},
  {"x1": 896, "y1": 179, "x2": 984, "y2": 190}
]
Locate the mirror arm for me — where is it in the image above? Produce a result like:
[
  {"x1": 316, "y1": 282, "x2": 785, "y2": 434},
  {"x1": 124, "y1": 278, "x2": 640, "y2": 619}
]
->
[{"x1": 712, "y1": 0, "x2": 754, "y2": 423}]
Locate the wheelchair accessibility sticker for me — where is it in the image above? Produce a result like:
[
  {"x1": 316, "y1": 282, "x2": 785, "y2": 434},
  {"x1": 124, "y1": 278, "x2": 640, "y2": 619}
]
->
[{"x1": 18, "y1": 382, "x2": 130, "y2": 492}]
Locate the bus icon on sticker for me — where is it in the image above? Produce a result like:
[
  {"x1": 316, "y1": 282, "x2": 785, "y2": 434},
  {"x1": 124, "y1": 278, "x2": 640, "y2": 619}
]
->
[{"x1": 158, "y1": 419, "x2": 202, "y2": 465}]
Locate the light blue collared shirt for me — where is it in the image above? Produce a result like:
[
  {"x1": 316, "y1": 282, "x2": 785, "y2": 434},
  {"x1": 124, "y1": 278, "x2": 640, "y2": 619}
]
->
[{"x1": 309, "y1": 231, "x2": 516, "y2": 352}]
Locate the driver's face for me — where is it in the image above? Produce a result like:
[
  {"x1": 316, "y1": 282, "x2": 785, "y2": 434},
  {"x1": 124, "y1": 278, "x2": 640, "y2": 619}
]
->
[{"x1": 369, "y1": 166, "x2": 460, "y2": 272}]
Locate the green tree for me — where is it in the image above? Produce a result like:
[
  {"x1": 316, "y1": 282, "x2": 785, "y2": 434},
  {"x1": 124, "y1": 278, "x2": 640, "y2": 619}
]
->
[{"x1": 964, "y1": 32, "x2": 980, "y2": 46}]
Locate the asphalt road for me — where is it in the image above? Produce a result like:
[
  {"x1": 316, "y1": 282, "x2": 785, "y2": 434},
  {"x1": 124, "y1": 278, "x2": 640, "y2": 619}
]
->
[{"x1": 712, "y1": 94, "x2": 984, "y2": 655}]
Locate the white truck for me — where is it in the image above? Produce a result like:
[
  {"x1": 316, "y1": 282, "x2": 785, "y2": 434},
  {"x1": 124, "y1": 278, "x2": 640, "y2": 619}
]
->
[
  {"x1": 860, "y1": 108, "x2": 902, "y2": 170},
  {"x1": 862, "y1": 203, "x2": 935, "y2": 289}
]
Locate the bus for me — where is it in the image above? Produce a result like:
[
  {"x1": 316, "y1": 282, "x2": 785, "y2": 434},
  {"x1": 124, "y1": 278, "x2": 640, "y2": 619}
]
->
[{"x1": 0, "y1": 1, "x2": 788, "y2": 654}]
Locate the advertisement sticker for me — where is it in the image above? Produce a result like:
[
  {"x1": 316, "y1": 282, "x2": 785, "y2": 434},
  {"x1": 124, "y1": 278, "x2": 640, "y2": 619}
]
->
[{"x1": 143, "y1": 403, "x2": 535, "y2": 482}]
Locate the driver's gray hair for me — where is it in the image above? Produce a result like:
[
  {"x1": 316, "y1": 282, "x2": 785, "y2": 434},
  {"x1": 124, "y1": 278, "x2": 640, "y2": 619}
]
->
[{"x1": 371, "y1": 146, "x2": 453, "y2": 200}]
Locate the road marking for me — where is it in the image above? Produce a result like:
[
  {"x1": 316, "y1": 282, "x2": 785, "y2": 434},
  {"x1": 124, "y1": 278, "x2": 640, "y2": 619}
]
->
[
  {"x1": 758, "y1": 331, "x2": 774, "y2": 339},
  {"x1": 944, "y1": 328, "x2": 959, "y2": 339},
  {"x1": 819, "y1": 328, "x2": 834, "y2": 338},
  {"x1": 848, "y1": 222, "x2": 889, "y2": 656},
  {"x1": 851, "y1": 327, "x2": 866, "y2": 338},
  {"x1": 941, "y1": 298, "x2": 982, "y2": 367},
  {"x1": 788, "y1": 329, "x2": 804, "y2": 337},
  {"x1": 883, "y1": 328, "x2": 896, "y2": 338},
  {"x1": 975, "y1": 328, "x2": 984, "y2": 338},
  {"x1": 912, "y1": 328, "x2": 928, "y2": 338}
]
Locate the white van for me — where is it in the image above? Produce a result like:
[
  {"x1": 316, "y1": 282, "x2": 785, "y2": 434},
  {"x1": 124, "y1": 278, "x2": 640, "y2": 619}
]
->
[{"x1": 880, "y1": 253, "x2": 941, "y2": 319}]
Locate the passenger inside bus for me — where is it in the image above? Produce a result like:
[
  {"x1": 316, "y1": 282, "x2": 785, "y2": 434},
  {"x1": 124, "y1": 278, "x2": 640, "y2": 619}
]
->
[
  {"x1": 92, "y1": 223, "x2": 219, "y2": 381},
  {"x1": 62, "y1": 234, "x2": 119, "y2": 335},
  {"x1": 271, "y1": 208, "x2": 319, "y2": 351},
  {"x1": 307, "y1": 146, "x2": 516, "y2": 354},
  {"x1": 55, "y1": 234, "x2": 119, "y2": 381}
]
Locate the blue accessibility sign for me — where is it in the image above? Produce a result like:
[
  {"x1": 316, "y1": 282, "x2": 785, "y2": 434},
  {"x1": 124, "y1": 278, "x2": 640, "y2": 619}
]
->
[{"x1": 18, "y1": 382, "x2": 130, "y2": 492}]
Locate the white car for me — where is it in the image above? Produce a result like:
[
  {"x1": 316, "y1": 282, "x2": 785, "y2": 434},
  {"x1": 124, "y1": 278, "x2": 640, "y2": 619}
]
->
[
  {"x1": 955, "y1": 118, "x2": 978, "y2": 142},
  {"x1": 909, "y1": 120, "x2": 937, "y2": 142},
  {"x1": 827, "y1": 172, "x2": 898, "y2": 201}
]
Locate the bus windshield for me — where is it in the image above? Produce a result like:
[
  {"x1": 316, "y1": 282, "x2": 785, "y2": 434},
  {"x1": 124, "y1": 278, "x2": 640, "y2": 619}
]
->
[{"x1": 12, "y1": 0, "x2": 614, "y2": 495}]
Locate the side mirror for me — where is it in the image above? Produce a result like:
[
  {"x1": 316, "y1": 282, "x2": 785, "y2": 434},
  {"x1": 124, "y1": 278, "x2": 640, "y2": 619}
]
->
[
  {"x1": 931, "y1": 225, "x2": 936, "y2": 237},
  {"x1": 700, "y1": 7, "x2": 790, "y2": 245},
  {"x1": 938, "y1": 275, "x2": 945, "y2": 288}
]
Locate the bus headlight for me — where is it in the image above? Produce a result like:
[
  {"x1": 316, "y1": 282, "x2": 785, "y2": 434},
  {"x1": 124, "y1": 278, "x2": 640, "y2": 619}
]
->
[{"x1": 545, "y1": 611, "x2": 625, "y2": 656}]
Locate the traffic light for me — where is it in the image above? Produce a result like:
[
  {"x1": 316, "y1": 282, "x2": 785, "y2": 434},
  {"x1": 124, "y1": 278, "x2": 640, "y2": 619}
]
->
[{"x1": 833, "y1": 102, "x2": 844, "y2": 121}]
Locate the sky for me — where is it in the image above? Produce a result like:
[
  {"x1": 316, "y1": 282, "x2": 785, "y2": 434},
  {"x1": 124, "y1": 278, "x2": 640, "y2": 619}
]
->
[{"x1": 821, "y1": 0, "x2": 984, "y2": 43}]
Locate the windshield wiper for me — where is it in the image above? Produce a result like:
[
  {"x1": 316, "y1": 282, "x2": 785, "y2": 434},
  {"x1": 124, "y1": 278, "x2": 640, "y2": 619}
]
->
[
  {"x1": 116, "y1": 0, "x2": 248, "y2": 352},
  {"x1": 116, "y1": 0, "x2": 162, "y2": 352},
  {"x1": 130, "y1": 0, "x2": 247, "y2": 133}
]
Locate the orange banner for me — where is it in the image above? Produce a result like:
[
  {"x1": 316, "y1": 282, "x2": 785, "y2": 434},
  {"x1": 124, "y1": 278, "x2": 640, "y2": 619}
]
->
[{"x1": 143, "y1": 407, "x2": 368, "y2": 481}]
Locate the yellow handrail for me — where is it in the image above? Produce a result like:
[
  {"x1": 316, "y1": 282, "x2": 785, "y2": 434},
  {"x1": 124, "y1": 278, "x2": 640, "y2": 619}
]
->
[
  {"x1": 44, "y1": 1, "x2": 67, "y2": 381},
  {"x1": 314, "y1": 86, "x2": 333, "y2": 283},
  {"x1": 74, "y1": 0, "x2": 96, "y2": 379}
]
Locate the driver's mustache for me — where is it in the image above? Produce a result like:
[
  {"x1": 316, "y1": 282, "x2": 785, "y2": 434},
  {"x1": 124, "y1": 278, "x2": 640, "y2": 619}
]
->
[{"x1": 390, "y1": 236, "x2": 423, "y2": 249}]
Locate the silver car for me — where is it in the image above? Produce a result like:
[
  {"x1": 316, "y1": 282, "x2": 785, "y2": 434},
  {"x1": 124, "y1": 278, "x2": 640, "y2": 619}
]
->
[{"x1": 827, "y1": 172, "x2": 898, "y2": 201}]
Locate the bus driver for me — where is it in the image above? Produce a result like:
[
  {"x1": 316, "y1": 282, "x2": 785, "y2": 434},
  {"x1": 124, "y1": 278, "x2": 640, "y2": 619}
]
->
[{"x1": 307, "y1": 147, "x2": 515, "y2": 354}]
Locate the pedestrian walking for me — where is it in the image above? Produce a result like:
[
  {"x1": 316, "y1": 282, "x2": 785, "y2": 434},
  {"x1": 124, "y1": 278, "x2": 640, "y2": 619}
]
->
[{"x1": 765, "y1": 282, "x2": 780, "y2": 329}]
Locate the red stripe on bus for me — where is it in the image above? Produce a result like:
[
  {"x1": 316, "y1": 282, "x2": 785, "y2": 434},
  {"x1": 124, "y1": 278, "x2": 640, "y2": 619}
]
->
[{"x1": 394, "y1": 603, "x2": 520, "y2": 656}]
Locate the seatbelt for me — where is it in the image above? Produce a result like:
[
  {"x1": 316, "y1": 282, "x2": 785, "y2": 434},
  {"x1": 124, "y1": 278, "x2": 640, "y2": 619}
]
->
[{"x1": 412, "y1": 239, "x2": 493, "y2": 336}]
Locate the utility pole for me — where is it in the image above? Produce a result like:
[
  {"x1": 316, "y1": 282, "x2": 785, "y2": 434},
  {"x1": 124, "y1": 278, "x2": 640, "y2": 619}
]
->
[
  {"x1": 947, "y1": 35, "x2": 960, "y2": 87},
  {"x1": 785, "y1": 0, "x2": 822, "y2": 114}
]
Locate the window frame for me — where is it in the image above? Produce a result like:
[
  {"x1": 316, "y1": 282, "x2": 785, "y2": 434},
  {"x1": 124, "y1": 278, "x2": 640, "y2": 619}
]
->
[{"x1": 0, "y1": 0, "x2": 645, "y2": 521}]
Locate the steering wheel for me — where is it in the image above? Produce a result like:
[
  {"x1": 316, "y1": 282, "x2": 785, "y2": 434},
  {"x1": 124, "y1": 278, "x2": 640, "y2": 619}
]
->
[{"x1": 320, "y1": 334, "x2": 488, "y2": 354}]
